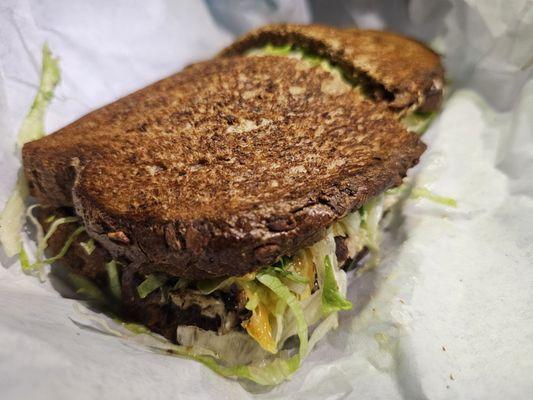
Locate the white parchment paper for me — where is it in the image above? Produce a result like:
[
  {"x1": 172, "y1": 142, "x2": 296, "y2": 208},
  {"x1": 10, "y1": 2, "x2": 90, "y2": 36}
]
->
[{"x1": 1, "y1": 1, "x2": 532, "y2": 399}]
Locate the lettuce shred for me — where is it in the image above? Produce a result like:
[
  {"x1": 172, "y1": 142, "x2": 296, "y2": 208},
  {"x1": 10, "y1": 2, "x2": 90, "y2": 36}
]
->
[
  {"x1": 137, "y1": 273, "x2": 168, "y2": 299},
  {"x1": 0, "y1": 44, "x2": 60, "y2": 257},
  {"x1": 267, "y1": 261, "x2": 308, "y2": 284},
  {"x1": 402, "y1": 111, "x2": 436, "y2": 135},
  {"x1": 21, "y1": 213, "x2": 82, "y2": 282},
  {"x1": 17, "y1": 44, "x2": 61, "y2": 146},
  {"x1": 65, "y1": 270, "x2": 109, "y2": 305},
  {"x1": 359, "y1": 194, "x2": 384, "y2": 258},
  {"x1": 256, "y1": 272, "x2": 309, "y2": 360},
  {"x1": 321, "y1": 255, "x2": 353, "y2": 314},
  {"x1": 105, "y1": 260, "x2": 122, "y2": 300},
  {"x1": 196, "y1": 276, "x2": 234, "y2": 294},
  {"x1": 0, "y1": 175, "x2": 30, "y2": 257},
  {"x1": 80, "y1": 238, "x2": 95, "y2": 255},
  {"x1": 411, "y1": 187, "x2": 457, "y2": 207}
]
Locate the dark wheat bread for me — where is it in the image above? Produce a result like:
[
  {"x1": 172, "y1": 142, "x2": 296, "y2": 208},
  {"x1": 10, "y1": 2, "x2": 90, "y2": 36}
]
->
[{"x1": 23, "y1": 55, "x2": 425, "y2": 279}]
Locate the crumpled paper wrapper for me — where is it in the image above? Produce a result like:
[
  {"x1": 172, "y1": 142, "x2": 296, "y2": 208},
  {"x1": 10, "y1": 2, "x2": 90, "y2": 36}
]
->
[{"x1": 1, "y1": 0, "x2": 532, "y2": 399}]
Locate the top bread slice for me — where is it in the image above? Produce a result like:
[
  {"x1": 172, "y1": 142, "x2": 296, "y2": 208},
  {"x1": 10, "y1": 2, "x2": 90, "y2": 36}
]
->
[
  {"x1": 220, "y1": 24, "x2": 444, "y2": 113},
  {"x1": 22, "y1": 25, "x2": 443, "y2": 279}
]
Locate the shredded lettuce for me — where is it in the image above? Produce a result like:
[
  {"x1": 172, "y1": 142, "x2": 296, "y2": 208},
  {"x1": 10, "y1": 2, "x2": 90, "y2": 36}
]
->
[
  {"x1": 137, "y1": 273, "x2": 168, "y2": 299},
  {"x1": 26, "y1": 204, "x2": 45, "y2": 244},
  {"x1": 359, "y1": 194, "x2": 385, "y2": 262},
  {"x1": 19, "y1": 246, "x2": 32, "y2": 273},
  {"x1": 80, "y1": 238, "x2": 95, "y2": 255},
  {"x1": 17, "y1": 44, "x2": 61, "y2": 146},
  {"x1": 241, "y1": 281, "x2": 261, "y2": 311},
  {"x1": 172, "y1": 279, "x2": 188, "y2": 290},
  {"x1": 267, "y1": 266, "x2": 308, "y2": 285},
  {"x1": 307, "y1": 312, "x2": 339, "y2": 353},
  {"x1": 196, "y1": 276, "x2": 234, "y2": 294},
  {"x1": 249, "y1": 43, "x2": 293, "y2": 56},
  {"x1": 169, "y1": 274, "x2": 305, "y2": 384},
  {"x1": 38, "y1": 216, "x2": 80, "y2": 259},
  {"x1": 309, "y1": 229, "x2": 337, "y2": 290},
  {"x1": 0, "y1": 44, "x2": 61, "y2": 257},
  {"x1": 169, "y1": 347, "x2": 300, "y2": 386},
  {"x1": 0, "y1": 175, "x2": 30, "y2": 257},
  {"x1": 256, "y1": 272, "x2": 308, "y2": 361},
  {"x1": 321, "y1": 255, "x2": 353, "y2": 314},
  {"x1": 41, "y1": 225, "x2": 84, "y2": 265},
  {"x1": 411, "y1": 187, "x2": 457, "y2": 207},
  {"x1": 21, "y1": 214, "x2": 82, "y2": 281},
  {"x1": 75, "y1": 303, "x2": 301, "y2": 386},
  {"x1": 176, "y1": 325, "x2": 269, "y2": 366},
  {"x1": 402, "y1": 111, "x2": 436, "y2": 135},
  {"x1": 105, "y1": 260, "x2": 121, "y2": 300},
  {"x1": 65, "y1": 270, "x2": 109, "y2": 305}
]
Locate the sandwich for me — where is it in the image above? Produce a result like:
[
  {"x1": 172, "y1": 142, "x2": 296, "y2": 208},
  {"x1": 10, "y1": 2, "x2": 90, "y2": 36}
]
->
[{"x1": 6, "y1": 24, "x2": 444, "y2": 385}]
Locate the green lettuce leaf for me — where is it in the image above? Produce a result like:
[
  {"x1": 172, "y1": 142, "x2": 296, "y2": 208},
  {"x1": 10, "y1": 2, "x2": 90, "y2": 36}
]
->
[
  {"x1": 105, "y1": 260, "x2": 122, "y2": 300},
  {"x1": 196, "y1": 276, "x2": 234, "y2": 294},
  {"x1": 247, "y1": 43, "x2": 293, "y2": 56},
  {"x1": 79, "y1": 306, "x2": 301, "y2": 385},
  {"x1": 321, "y1": 255, "x2": 352, "y2": 314},
  {"x1": 40, "y1": 225, "x2": 84, "y2": 265},
  {"x1": 137, "y1": 273, "x2": 168, "y2": 299},
  {"x1": 17, "y1": 43, "x2": 61, "y2": 146},
  {"x1": 65, "y1": 270, "x2": 109, "y2": 305},
  {"x1": 269, "y1": 266, "x2": 308, "y2": 285},
  {"x1": 411, "y1": 187, "x2": 457, "y2": 207},
  {"x1": 256, "y1": 272, "x2": 309, "y2": 360},
  {"x1": 0, "y1": 44, "x2": 61, "y2": 257},
  {"x1": 402, "y1": 111, "x2": 436, "y2": 135},
  {"x1": 160, "y1": 342, "x2": 300, "y2": 386},
  {"x1": 21, "y1": 214, "x2": 81, "y2": 281},
  {"x1": 0, "y1": 175, "x2": 29, "y2": 257},
  {"x1": 80, "y1": 238, "x2": 95, "y2": 255}
]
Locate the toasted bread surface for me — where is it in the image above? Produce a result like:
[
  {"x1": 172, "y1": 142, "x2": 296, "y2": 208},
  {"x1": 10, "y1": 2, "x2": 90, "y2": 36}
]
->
[{"x1": 220, "y1": 24, "x2": 444, "y2": 113}]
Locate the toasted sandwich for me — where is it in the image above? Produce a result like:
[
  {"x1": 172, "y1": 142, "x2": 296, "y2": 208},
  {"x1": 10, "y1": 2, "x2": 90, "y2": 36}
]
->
[{"x1": 13, "y1": 24, "x2": 443, "y2": 384}]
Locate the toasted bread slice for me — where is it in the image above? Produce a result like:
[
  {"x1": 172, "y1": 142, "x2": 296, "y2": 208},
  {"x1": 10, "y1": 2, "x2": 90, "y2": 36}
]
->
[
  {"x1": 22, "y1": 56, "x2": 426, "y2": 278},
  {"x1": 220, "y1": 24, "x2": 444, "y2": 113}
]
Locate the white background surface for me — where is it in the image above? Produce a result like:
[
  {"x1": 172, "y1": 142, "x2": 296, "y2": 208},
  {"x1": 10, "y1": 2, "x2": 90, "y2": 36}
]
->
[{"x1": 1, "y1": 1, "x2": 532, "y2": 399}]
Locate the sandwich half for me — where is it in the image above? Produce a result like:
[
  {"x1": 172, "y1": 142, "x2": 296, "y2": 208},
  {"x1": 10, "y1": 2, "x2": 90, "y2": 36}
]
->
[{"x1": 19, "y1": 24, "x2": 443, "y2": 384}]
